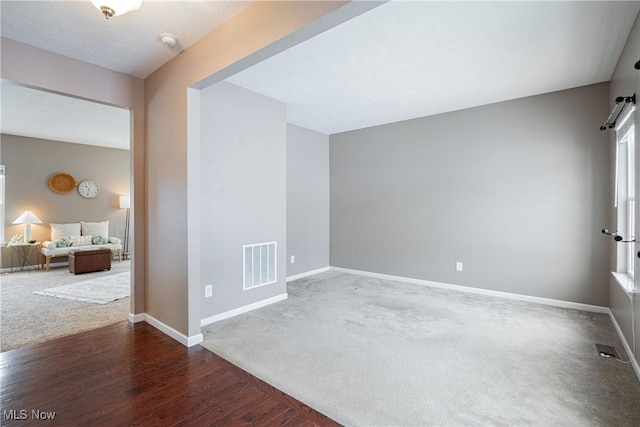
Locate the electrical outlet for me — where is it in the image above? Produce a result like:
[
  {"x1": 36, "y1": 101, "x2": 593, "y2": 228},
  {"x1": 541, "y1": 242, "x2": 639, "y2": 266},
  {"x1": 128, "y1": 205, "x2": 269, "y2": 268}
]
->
[
  {"x1": 456, "y1": 262, "x2": 463, "y2": 272},
  {"x1": 204, "y1": 285, "x2": 213, "y2": 298},
  {"x1": 290, "y1": 255, "x2": 295, "y2": 264}
]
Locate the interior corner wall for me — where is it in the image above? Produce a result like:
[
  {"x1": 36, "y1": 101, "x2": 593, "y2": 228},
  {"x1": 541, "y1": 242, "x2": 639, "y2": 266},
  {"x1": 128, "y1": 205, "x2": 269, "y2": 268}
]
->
[
  {"x1": 608, "y1": 10, "x2": 640, "y2": 366},
  {"x1": 0, "y1": 135, "x2": 129, "y2": 268},
  {"x1": 0, "y1": 38, "x2": 145, "y2": 315},
  {"x1": 145, "y1": 0, "x2": 377, "y2": 339},
  {"x1": 287, "y1": 124, "x2": 330, "y2": 277},
  {"x1": 330, "y1": 83, "x2": 610, "y2": 307},
  {"x1": 199, "y1": 82, "x2": 287, "y2": 318}
]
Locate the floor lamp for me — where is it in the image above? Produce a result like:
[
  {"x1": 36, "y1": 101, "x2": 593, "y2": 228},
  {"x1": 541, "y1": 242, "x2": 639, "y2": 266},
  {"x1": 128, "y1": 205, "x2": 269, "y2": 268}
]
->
[{"x1": 119, "y1": 195, "x2": 130, "y2": 260}]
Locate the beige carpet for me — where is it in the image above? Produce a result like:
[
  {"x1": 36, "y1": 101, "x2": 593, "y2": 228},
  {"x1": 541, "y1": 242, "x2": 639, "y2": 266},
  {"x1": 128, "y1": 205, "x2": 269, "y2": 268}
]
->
[
  {"x1": 202, "y1": 270, "x2": 640, "y2": 427},
  {"x1": 1, "y1": 261, "x2": 130, "y2": 352}
]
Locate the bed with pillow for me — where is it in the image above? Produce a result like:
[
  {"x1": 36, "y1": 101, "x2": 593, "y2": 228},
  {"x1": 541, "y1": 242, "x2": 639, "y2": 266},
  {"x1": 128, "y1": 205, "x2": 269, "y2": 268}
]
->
[{"x1": 40, "y1": 221, "x2": 122, "y2": 271}]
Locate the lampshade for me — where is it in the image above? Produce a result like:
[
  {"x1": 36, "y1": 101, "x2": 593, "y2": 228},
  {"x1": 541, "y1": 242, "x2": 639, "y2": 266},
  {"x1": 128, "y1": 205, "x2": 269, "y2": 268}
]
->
[
  {"x1": 119, "y1": 195, "x2": 131, "y2": 209},
  {"x1": 12, "y1": 210, "x2": 42, "y2": 243},
  {"x1": 90, "y1": 0, "x2": 142, "y2": 19},
  {"x1": 12, "y1": 210, "x2": 43, "y2": 225}
]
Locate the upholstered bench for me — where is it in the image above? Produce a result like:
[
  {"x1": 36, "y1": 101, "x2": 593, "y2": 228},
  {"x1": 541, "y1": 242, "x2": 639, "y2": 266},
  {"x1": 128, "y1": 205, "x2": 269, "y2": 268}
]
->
[{"x1": 68, "y1": 248, "x2": 112, "y2": 275}]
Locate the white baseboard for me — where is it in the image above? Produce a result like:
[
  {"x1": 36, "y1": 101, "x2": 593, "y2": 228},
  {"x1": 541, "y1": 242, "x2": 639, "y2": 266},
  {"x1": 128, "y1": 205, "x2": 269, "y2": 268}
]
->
[
  {"x1": 305, "y1": 266, "x2": 639, "y2": 382},
  {"x1": 201, "y1": 293, "x2": 288, "y2": 327},
  {"x1": 329, "y1": 267, "x2": 610, "y2": 314},
  {"x1": 187, "y1": 264, "x2": 640, "y2": 380},
  {"x1": 608, "y1": 309, "x2": 640, "y2": 381},
  {"x1": 128, "y1": 313, "x2": 145, "y2": 323},
  {"x1": 287, "y1": 266, "x2": 330, "y2": 282},
  {"x1": 138, "y1": 313, "x2": 203, "y2": 347}
]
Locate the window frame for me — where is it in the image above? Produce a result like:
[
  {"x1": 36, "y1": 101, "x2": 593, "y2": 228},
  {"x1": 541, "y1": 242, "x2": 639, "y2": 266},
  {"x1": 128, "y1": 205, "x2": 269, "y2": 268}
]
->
[
  {"x1": 615, "y1": 111, "x2": 635, "y2": 282},
  {"x1": 626, "y1": 127, "x2": 635, "y2": 278}
]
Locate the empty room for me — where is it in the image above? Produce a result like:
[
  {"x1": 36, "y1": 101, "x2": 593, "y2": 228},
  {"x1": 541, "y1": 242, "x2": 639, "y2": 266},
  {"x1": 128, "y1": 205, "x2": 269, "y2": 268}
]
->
[
  {"x1": 195, "y1": 1, "x2": 640, "y2": 424},
  {"x1": 1, "y1": 1, "x2": 640, "y2": 425}
]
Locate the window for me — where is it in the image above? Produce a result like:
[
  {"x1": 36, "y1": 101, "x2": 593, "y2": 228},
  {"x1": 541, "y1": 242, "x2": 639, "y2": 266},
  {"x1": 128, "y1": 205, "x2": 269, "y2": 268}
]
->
[
  {"x1": 615, "y1": 112, "x2": 635, "y2": 280},
  {"x1": 0, "y1": 165, "x2": 4, "y2": 244},
  {"x1": 626, "y1": 128, "x2": 635, "y2": 278}
]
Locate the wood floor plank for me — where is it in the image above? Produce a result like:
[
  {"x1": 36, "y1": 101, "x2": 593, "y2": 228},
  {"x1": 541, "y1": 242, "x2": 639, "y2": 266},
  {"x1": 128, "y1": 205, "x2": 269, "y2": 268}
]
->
[
  {"x1": 238, "y1": 399, "x2": 290, "y2": 425},
  {"x1": 2, "y1": 333, "x2": 195, "y2": 407},
  {"x1": 0, "y1": 321, "x2": 137, "y2": 369},
  {"x1": 2, "y1": 340, "x2": 186, "y2": 399},
  {"x1": 224, "y1": 392, "x2": 286, "y2": 424},
  {"x1": 282, "y1": 411, "x2": 321, "y2": 427},
  {"x1": 210, "y1": 351, "x2": 339, "y2": 426},
  {"x1": 126, "y1": 374, "x2": 255, "y2": 426},
  {"x1": 251, "y1": 406, "x2": 302, "y2": 427},
  {"x1": 60, "y1": 356, "x2": 236, "y2": 425},
  {"x1": 0, "y1": 321, "x2": 340, "y2": 427},
  {"x1": 181, "y1": 386, "x2": 269, "y2": 427}
]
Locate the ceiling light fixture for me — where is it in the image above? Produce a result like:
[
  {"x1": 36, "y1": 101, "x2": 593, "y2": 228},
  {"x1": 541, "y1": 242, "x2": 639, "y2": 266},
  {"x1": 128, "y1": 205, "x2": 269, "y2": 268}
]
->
[{"x1": 90, "y1": 0, "x2": 142, "y2": 19}]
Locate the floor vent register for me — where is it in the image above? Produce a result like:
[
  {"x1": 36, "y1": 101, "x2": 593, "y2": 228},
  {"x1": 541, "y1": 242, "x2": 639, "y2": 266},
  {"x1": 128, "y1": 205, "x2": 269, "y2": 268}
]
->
[{"x1": 595, "y1": 343, "x2": 620, "y2": 360}]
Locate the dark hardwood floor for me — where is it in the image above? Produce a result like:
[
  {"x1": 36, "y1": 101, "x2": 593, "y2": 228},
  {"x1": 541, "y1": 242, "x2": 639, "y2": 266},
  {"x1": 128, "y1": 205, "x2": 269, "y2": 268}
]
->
[{"x1": 0, "y1": 321, "x2": 340, "y2": 426}]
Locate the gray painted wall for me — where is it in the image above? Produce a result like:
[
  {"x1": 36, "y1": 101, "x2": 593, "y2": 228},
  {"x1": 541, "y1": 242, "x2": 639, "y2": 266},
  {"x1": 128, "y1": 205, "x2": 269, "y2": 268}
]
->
[
  {"x1": 199, "y1": 82, "x2": 287, "y2": 318},
  {"x1": 330, "y1": 83, "x2": 610, "y2": 306},
  {"x1": 608, "y1": 11, "x2": 640, "y2": 366},
  {"x1": 287, "y1": 124, "x2": 330, "y2": 277},
  {"x1": 0, "y1": 134, "x2": 130, "y2": 268},
  {"x1": 147, "y1": 1, "x2": 369, "y2": 339}
]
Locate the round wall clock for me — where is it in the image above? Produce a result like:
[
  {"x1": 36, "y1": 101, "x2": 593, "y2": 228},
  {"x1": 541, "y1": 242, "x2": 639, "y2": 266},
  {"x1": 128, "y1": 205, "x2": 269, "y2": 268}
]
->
[
  {"x1": 48, "y1": 172, "x2": 76, "y2": 194},
  {"x1": 78, "y1": 180, "x2": 101, "y2": 199}
]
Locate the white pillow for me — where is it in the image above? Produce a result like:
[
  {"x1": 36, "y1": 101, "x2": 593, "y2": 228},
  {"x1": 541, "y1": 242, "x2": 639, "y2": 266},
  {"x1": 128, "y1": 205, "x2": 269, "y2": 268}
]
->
[
  {"x1": 81, "y1": 221, "x2": 109, "y2": 239},
  {"x1": 70, "y1": 235, "x2": 92, "y2": 246},
  {"x1": 51, "y1": 223, "x2": 81, "y2": 241}
]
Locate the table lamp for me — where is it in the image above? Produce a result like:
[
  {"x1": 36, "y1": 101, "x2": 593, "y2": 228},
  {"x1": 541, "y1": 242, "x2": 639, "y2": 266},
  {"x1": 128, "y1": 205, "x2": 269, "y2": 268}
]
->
[{"x1": 12, "y1": 210, "x2": 43, "y2": 243}]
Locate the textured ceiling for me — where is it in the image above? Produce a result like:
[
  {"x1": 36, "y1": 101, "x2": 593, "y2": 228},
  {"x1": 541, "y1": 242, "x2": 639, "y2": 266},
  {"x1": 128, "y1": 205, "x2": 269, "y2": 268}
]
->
[
  {"x1": 1, "y1": 81, "x2": 131, "y2": 150},
  {"x1": 0, "y1": 0, "x2": 250, "y2": 79},
  {"x1": 227, "y1": 0, "x2": 640, "y2": 135},
  {"x1": 0, "y1": 0, "x2": 249, "y2": 148},
  {"x1": 1, "y1": 1, "x2": 638, "y2": 141}
]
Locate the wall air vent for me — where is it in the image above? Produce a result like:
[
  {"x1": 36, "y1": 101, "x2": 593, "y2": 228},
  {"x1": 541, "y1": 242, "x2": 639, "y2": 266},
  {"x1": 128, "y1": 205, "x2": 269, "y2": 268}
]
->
[{"x1": 243, "y1": 242, "x2": 277, "y2": 290}]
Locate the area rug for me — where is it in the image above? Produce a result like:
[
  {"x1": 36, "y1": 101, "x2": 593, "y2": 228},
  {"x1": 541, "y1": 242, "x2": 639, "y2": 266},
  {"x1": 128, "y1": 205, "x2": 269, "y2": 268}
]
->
[{"x1": 33, "y1": 271, "x2": 130, "y2": 304}]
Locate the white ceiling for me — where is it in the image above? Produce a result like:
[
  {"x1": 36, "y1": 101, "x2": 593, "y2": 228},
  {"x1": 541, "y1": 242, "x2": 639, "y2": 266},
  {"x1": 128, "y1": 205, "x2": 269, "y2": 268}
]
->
[
  {"x1": 0, "y1": 1, "x2": 638, "y2": 142},
  {"x1": 0, "y1": 0, "x2": 249, "y2": 148},
  {"x1": 1, "y1": 81, "x2": 131, "y2": 150},
  {"x1": 228, "y1": 0, "x2": 640, "y2": 135},
  {"x1": 0, "y1": 0, "x2": 250, "y2": 79}
]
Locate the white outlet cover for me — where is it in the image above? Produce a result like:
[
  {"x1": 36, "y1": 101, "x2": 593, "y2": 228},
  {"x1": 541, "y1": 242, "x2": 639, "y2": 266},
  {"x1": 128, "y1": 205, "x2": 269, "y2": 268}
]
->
[
  {"x1": 204, "y1": 285, "x2": 213, "y2": 298},
  {"x1": 456, "y1": 262, "x2": 463, "y2": 272},
  {"x1": 290, "y1": 255, "x2": 295, "y2": 264}
]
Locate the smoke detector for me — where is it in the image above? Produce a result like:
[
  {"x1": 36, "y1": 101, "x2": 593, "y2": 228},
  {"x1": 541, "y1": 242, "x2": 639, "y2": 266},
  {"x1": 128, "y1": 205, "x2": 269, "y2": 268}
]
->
[{"x1": 160, "y1": 33, "x2": 178, "y2": 48}]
